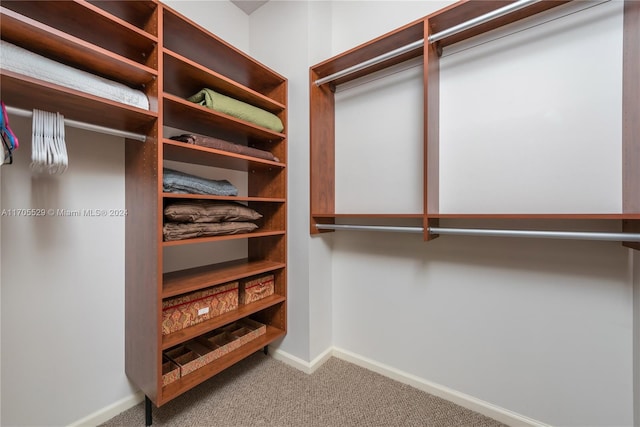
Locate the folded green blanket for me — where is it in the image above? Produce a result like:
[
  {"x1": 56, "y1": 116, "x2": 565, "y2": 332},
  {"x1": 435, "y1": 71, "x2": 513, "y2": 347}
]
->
[{"x1": 188, "y1": 88, "x2": 284, "y2": 133}]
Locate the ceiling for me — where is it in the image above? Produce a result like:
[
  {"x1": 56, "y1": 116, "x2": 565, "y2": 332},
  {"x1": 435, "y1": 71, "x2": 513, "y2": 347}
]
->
[{"x1": 230, "y1": 0, "x2": 269, "y2": 15}]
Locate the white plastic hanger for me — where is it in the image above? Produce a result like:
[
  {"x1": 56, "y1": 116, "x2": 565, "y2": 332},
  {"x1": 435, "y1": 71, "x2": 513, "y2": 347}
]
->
[
  {"x1": 31, "y1": 109, "x2": 43, "y2": 172},
  {"x1": 31, "y1": 109, "x2": 68, "y2": 174},
  {"x1": 56, "y1": 112, "x2": 68, "y2": 173}
]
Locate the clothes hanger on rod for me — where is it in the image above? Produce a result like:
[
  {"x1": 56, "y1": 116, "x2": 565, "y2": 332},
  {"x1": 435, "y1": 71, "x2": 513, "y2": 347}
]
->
[
  {"x1": 30, "y1": 108, "x2": 69, "y2": 174},
  {"x1": 55, "y1": 112, "x2": 68, "y2": 173}
]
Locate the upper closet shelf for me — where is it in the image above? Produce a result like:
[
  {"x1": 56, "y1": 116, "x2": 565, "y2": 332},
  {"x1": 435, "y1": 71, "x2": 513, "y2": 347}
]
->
[
  {"x1": 162, "y1": 7, "x2": 286, "y2": 96},
  {"x1": 164, "y1": 50, "x2": 285, "y2": 115},
  {"x1": 0, "y1": 6, "x2": 157, "y2": 87},
  {"x1": 87, "y1": 0, "x2": 159, "y2": 33},
  {"x1": 427, "y1": 0, "x2": 572, "y2": 48},
  {"x1": 1, "y1": 1, "x2": 158, "y2": 56},
  {"x1": 1, "y1": 70, "x2": 156, "y2": 136}
]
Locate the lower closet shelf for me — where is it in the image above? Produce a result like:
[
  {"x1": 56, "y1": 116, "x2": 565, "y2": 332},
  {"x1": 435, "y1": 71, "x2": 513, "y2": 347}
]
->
[
  {"x1": 160, "y1": 324, "x2": 285, "y2": 402},
  {"x1": 162, "y1": 294, "x2": 286, "y2": 349}
]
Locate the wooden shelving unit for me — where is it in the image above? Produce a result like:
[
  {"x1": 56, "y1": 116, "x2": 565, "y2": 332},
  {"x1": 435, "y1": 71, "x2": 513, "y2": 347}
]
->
[
  {"x1": 0, "y1": 0, "x2": 287, "y2": 419},
  {"x1": 309, "y1": 0, "x2": 639, "y2": 249}
]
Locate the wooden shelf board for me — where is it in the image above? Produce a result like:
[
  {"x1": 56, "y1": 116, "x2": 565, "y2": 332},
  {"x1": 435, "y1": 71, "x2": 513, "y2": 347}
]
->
[
  {"x1": 162, "y1": 7, "x2": 286, "y2": 95},
  {"x1": 0, "y1": 6, "x2": 157, "y2": 87},
  {"x1": 428, "y1": 0, "x2": 573, "y2": 49},
  {"x1": 162, "y1": 298, "x2": 286, "y2": 349},
  {"x1": 2, "y1": 1, "x2": 158, "y2": 58},
  {"x1": 162, "y1": 230, "x2": 285, "y2": 247},
  {"x1": 162, "y1": 193, "x2": 285, "y2": 203},
  {"x1": 1, "y1": 70, "x2": 156, "y2": 135},
  {"x1": 163, "y1": 258, "x2": 285, "y2": 298},
  {"x1": 163, "y1": 140, "x2": 285, "y2": 171},
  {"x1": 160, "y1": 325, "x2": 285, "y2": 404},
  {"x1": 88, "y1": 0, "x2": 158, "y2": 33},
  {"x1": 312, "y1": 20, "x2": 424, "y2": 83},
  {"x1": 163, "y1": 94, "x2": 286, "y2": 142},
  {"x1": 164, "y1": 49, "x2": 285, "y2": 114}
]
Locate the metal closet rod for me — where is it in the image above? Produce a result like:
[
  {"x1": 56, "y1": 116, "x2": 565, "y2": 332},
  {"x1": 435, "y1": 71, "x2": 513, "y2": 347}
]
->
[
  {"x1": 6, "y1": 106, "x2": 147, "y2": 142},
  {"x1": 315, "y1": 224, "x2": 640, "y2": 242},
  {"x1": 314, "y1": 0, "x2": 540, "y2": 86}
]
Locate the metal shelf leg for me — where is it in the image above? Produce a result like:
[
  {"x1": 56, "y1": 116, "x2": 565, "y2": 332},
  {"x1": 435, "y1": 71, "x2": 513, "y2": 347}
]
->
[{"x1": 145, "y1": 395, "x2": 152, "y2": 426}]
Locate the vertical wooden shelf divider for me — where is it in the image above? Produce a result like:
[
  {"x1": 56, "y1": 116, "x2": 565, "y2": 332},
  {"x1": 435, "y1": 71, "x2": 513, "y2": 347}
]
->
[
  {"x1": 123, "y1": 0, "x2": 163, "y2": 406},
  {"x1": 622, "y1": 0, "x2": 640, "y2": 250},
  {"x1": 424, "y1": 17, "x2": 440, "y2": 241},
  {"x1": 309, "y1": 68, "x2": 336, "y2": 234}
]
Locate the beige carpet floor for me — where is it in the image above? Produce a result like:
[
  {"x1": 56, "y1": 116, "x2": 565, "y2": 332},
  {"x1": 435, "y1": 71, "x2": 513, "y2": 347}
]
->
[{"x1": 102, "y1": 353, "x2": 507, "y2": 426}]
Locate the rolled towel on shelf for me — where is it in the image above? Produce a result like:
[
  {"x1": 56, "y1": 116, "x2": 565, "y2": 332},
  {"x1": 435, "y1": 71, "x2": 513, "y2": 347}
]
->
[{"x1": 187, "y1": 88, "x2": 284, "y2": 133}]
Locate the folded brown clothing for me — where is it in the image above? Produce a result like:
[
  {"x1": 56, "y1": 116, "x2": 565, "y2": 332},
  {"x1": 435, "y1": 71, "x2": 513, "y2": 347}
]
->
[
  {"x1": 170, "y1": 134, "x2": 279, "y2": 162},
  {"x1": 163, "y1": 221, "x2": 259, "y2": 241},
  {"x1": 164, "y1": 200, "x2": 262, "y2": 223}
]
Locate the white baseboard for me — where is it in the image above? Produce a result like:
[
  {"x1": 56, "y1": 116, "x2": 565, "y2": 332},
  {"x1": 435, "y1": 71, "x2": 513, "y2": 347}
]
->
[
  {"x1": 68, "y1": 349, "x2": 333, "y2": 426},
  {"x1": 271, "y1": 346, "x2": 333, "y2": 374},
  {"x1": 74, "y1": 347, "x2": 549, "y2": 427},
  {"x1": 67, "y1": 391, "x2": 144, "y2": 427},
  {"x1": 332, "y1": 347, "x2": 550, "y2": 427}
]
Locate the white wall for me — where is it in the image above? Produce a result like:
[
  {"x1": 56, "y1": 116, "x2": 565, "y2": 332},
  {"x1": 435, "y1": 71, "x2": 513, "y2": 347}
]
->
[
  {"x1": 332, "y1": 232, "x2": 633, "y2": 426},
  {"x1": 306, "y1": 1, "x2": 335, "y2": 362},
  {"x1": 439, "y1": 1, "x2": 622, "y2": 214},
  {"x1": 329, "y1": 1, "x2": 635, "y2": 426},
  {"x1": 0, "y1": 117, "x2": 134, "y2": 426},
  {"x1": 249, "y1": 0, "x2": 334, "y2": 362},
  {"x1": 334, "y1": 59, "x2": 424, "y2": 214},
  {"x1": 0, "y1": 3, "x2": 250, "y2": 425}
]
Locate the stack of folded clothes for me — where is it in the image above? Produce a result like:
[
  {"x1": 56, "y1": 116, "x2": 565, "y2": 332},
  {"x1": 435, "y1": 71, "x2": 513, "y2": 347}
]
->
[
  {"x1": 163, "y1": 199, "x2": 262, "y2": 241},
  {"x1": 163, "y1": 168, "x2": 238, "y2": 196},
  {"x1": 162, "y1": 168, "x2": 261, "y2": 241}
]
